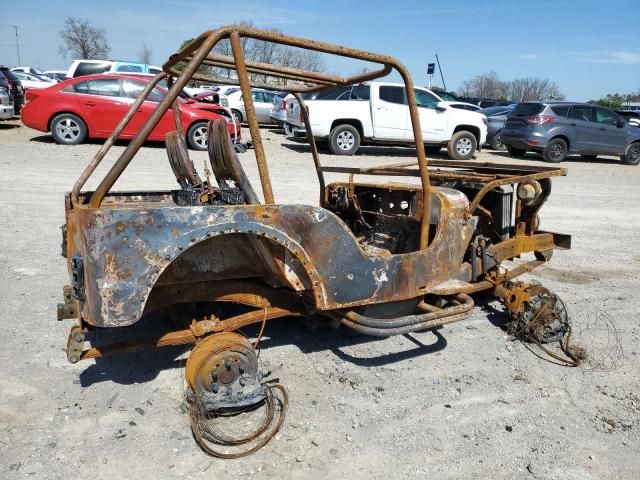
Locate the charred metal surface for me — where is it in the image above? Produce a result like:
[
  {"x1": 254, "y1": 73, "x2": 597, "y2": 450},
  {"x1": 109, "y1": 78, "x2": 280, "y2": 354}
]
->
[{"x1": 68, "y1": 186, "x2": 473, "y2": 328}]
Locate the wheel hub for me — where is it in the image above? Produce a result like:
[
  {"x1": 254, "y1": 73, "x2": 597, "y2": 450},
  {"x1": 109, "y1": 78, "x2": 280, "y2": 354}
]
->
[
  {"x1": 186, "y1": 332, "x2": 266, "y2": 411},
  {"x1": 511, "y1": 285, "x2": 569, "y2": 344}
]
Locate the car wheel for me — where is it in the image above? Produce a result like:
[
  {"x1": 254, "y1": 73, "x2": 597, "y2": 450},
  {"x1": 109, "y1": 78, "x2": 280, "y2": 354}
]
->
[
  {"x1": 231, "y1": 109, "x2": 243, "y2": 123},
  {"x1": 447, "y1": 131, "x2": 477, "y2": 160},
  {"x1": 507, "y1": 147, "x2": 527, "y2": 157},
  {"x1": 187, "y1": 122, "x2": 209, "y2": 151},
  {"x1": 329, "y1": 124, "x2": 360, "y2": 155},
  {"x1": 50, "y1": 113, "x2": 87, "y2": 145},
  {"x1": 490, "y1": 132, "x2": 507, "y2": 151},
  {"x1": 283, "y1": 123, "x2": 292, "y2": 136},
  {"x1": 542, "y1": 138, "x2": 568, "y2": 163},
  {"x1": 425, "y1": 145, "x2": 442, "y2": 155},
  {"x1": 621, "y1": 142, "x2": 640, "y2": 165},
  {"x1": 581, "y1": 154, "x2": 597, "y2": 161}
]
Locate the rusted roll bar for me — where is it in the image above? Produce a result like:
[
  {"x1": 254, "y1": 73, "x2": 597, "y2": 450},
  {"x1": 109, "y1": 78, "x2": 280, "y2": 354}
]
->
[{"x1": 74, "y1": 25, "x2": 432, "y2": 248}]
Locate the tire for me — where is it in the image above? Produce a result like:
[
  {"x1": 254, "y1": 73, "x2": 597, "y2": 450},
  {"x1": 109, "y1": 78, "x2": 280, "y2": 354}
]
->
[
  {"x1": 283, "y1": 122, "x2": 292, "y2": 136},
  {"x1": 329, "y1": 124, "x2": 360, "y2": 155},
  {"x1": 425, "y1": 145, "x2": 442, "y2": 155},
  {"x1": 447, "y1": 131, "x2": 477, "y2": 160},
  {"x1": 490, "y1": 132, "x2": 507, "y2": 151},
  {"x1": 231, "y1": 109, "x2": 243, "y2": 123},
  {"x1": 542, "y1": 138, "x2": 568, "y2": 163},
  {"x1": 621, "y1": 142, "x2": 640, "y2": 165},
  {"x1": 507, "y1": 146, "x2": 527, "y2": 157},
  {"x1": 581, "y1": 154, "x2": 598, "y2": 161},
  {"x1": 50, "y1": 113, "x2": 87, "y2": 145},
  {"x1": 187, "y1": 122, "x2": 209, "y2": 151}
]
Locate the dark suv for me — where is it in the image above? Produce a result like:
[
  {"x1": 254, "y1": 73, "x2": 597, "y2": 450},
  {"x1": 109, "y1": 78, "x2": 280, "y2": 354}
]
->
[
  {"x1": 0, "y1": 66, "x2": 25, "y2": 113},
  {"x1": 502, "y1": 102, "x2": 640, "y2": 165}
]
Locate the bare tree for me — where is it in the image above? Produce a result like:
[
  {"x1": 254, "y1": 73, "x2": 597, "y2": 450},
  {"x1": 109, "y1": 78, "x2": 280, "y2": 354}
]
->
[
  {"x1": 458, "y1": 72, "x2": 563, "y2": 101},
  {"x1": 137, "y1": 43, "x2": 152, "y2": 64},
  {"x1": 58, "y1": 17, "x2": 110, "y2": 60}
]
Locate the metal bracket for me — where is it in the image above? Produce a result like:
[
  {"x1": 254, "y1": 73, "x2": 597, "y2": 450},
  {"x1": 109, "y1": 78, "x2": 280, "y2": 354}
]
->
[
  {"x1": 57, "y1": 285, "x2": 79, "y2": 320},
  {"x1": 66, "y1": 325, "x2": 86, "y2": 364},
  {"x1": 70, "y1": 254, "x2": 85, "y2": 301}
]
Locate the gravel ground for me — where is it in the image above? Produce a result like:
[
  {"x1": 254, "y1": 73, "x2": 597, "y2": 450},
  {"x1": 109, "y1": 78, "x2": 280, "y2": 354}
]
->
[{"x1": 1, "y1": 118, "x2": 639, "y2": 479}]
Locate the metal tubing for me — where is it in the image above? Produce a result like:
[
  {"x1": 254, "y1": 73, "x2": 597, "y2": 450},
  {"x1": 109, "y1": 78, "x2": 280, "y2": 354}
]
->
[
  {"x1": 397, "y1": 65, "x2": 431, "y2": 249},
  {"x1": 294, "y1": 92, "x2": 325, "y2": 205},
  {"x1": 71, "y1": 72, "x2": 166, "y2": 204},
  {"x1": 339, "y1": 310, "x2": 473, "y2": 337},
  {"x1": 342, "y1": 293, "x2": 473, "y2": 329},
  {"x1": 230, "y1": 31, "x2": 275, "y2": 204},
  {"x1": 88, "y1": 32, "x2": 224, "y2": 208}
]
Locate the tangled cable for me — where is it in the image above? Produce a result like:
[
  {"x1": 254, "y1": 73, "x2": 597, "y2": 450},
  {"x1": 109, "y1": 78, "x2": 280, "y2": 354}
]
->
[{"x1": 187, "y1": 382, "x2": 288, "y2": 459}]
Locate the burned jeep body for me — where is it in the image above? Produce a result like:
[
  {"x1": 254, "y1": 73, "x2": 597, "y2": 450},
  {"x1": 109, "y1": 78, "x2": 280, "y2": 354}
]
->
[{"x1": 58, "y1": 26, "x2": 572, "y2": 456}]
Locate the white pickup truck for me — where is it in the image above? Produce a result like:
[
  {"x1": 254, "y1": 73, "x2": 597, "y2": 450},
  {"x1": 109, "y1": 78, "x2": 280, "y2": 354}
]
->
[{"x1": 286, "y1": 82, "x2": 487, "y2": 159}]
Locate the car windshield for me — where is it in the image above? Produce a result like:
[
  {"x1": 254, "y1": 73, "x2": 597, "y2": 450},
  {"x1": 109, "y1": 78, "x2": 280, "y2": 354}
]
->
[
  {"x1": 481, "y1": 106, "x2": 512, "y2": 116},
  {"x1": 436, "y1": 91, "x2": 459, "y2": 101}
]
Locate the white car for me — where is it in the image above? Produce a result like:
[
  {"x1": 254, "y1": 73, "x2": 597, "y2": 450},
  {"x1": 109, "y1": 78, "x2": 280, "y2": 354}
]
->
[
  {"x1": 0, "y1": 90, "x2": 14, "y2": 120},
  {"x1": 10, "y1": 71, "x2": 56, "y2": 90},
  {"x1": 227, "y1": 88, "x2": 277, "y2": 123},
  {"x1": 66, "y1": 59, "x2": 162, "y2": 78},
  {"x1": 285, "y1": 82, "x2": 487, "y2": 159},
  {"x1": 43, "y1": 70, "x2": 68, "y2": 82}
]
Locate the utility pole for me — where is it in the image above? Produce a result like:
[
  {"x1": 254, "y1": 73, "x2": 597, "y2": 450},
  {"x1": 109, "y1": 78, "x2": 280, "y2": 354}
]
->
[
  {"x1": 11, "y1": 25, "x2": 21, "y2": 65},
  {"x1": 435, "y1": 54, "x2": 446, "y2": 91}
]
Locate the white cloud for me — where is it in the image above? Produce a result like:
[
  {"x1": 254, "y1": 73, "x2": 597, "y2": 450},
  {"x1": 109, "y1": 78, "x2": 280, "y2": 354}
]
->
[
  {"x1": 573, "y1": 50, "x2": 640, "y2": 64},
  {"x1": 519, "y1": 53, "x2": 540, "y2": 61}
]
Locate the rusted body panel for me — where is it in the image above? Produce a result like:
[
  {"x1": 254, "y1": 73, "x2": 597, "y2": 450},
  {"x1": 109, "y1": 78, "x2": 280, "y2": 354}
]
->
[{"x1": 68, "y1": 187, "x2": 473, "y2": 327}]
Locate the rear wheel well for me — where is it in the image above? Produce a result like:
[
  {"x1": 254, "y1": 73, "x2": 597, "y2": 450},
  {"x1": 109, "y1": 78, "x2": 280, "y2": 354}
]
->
[
  {"x1": 453, "y1": 125, "x2": 480, "y2": 144},
  {"x1": 548, "y1": 134, "x2": 570, "y2": 150},
  {"x1": 330, "y1": 119, "x2": 364, "y2": 138}
]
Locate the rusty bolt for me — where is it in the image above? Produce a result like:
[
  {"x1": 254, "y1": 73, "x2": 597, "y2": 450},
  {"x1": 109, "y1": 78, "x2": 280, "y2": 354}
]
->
[{"x1": 225, "y1": 359, "x2": 232, "y2": 371}]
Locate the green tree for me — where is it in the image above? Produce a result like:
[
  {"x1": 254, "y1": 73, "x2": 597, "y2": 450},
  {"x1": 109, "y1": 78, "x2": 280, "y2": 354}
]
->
[{"x1": 588, "y1": 94, "x2": 624, "y2": 111}]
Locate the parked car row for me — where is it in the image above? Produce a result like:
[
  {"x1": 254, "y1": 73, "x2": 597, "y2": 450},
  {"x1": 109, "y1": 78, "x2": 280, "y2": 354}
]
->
[
  {"x1": 20, "y1": 74, "x2": 241, "y2": 150},
  {"x1": 3, "y1": 59, "x2": 639, "y2": 164},
  {"x1": 501, "y1": 102, "x2": 640, "y2": 165}
]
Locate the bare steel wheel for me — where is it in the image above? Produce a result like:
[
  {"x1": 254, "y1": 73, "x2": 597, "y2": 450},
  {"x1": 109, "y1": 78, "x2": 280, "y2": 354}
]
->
[{"x1": 185, "y1": 332, "x2": 288, "y2": 458}]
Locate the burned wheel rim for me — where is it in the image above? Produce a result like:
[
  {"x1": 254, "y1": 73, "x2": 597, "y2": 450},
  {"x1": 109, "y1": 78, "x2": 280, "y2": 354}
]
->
[
  {"x1": 185, "y1": 332, "x2": 288, "y2": 459},
  {"x1": 186, "y1": 332, "x2": 258, "y2": 396},
  {"x1": 55, "y1": 118, "x2": 81, "y2": 141},
  {"x1": 456, "y1": 137, "x2": 473, "y2": 156},
  {"x1": 336, "y1": 130, "x2": 355, "y2": 150}
]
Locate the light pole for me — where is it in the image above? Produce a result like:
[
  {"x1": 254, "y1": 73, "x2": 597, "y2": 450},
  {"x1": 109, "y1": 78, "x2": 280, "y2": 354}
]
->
[{"x1": 11, "y1": 25, "x2": 21, "y2": 65}]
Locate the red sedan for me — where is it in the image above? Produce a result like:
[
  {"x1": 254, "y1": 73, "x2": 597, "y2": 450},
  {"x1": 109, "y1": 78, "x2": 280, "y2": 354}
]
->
[{"x1": 21, "y1": 74, "x2": 240, "y2": 150}]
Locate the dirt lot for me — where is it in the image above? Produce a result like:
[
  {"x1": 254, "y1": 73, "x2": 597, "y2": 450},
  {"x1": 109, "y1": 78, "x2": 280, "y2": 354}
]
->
[{"x1": 1, "y1": 118, "x2": 639, "y2": 479}]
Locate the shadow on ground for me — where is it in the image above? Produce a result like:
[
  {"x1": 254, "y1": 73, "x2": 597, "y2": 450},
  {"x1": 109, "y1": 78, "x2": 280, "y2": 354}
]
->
[{"x1": 78, "y1": 306, "x2": 461, "y2": 386}]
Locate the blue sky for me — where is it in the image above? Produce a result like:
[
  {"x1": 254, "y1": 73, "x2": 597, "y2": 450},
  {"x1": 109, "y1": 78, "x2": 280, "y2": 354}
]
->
[{"x1": 1, "y1": 0, "x2": 638, "y2": 100}]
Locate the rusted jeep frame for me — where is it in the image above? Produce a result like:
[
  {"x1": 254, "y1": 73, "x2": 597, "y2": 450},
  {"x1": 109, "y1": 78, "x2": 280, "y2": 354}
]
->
[{"x1": 59, "y1": 26, "x2": 570, "y2": 362}]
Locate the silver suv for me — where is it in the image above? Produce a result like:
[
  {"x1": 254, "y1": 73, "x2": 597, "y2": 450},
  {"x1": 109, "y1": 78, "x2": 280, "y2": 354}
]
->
[{"x1": 502, "y1": 102, "x2": 640, "y2": 165}]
